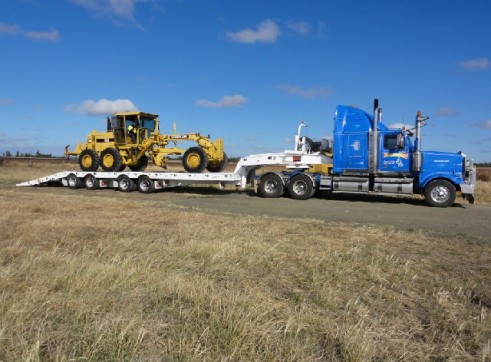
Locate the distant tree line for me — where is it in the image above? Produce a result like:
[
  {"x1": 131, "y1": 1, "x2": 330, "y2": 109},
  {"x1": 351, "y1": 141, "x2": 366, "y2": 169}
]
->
[
  {"x1": 2, "y1": 150, "x2": 54, "y2": 158},
  {"x1": 476, "y1": 162, "x2": 491, "y2": 167}
]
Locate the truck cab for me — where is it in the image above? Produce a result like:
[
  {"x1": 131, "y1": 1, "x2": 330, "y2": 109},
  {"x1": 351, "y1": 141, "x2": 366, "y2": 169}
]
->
[{"x1": 330, "y1": 101, "x2": 476, "y2": 206}]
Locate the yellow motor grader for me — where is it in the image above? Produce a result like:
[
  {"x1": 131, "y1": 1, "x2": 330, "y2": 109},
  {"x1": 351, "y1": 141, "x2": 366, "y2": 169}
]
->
[{"x1": 65, "y1": 111, "x2": 228, "y2": 173}]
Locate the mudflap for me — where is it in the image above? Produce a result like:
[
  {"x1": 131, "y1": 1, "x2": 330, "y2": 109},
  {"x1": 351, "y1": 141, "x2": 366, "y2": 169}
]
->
[{"x1": 462, "y1": 193, "x2": 475, "y2": 204}]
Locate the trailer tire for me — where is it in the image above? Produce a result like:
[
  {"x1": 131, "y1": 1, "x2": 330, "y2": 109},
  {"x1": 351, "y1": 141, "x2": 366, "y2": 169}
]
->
[
  {"x1": 137, "y1": 175, "x2": 155, "y2": 193},
  {"x1": 100, "y1": 148, "x2": 123, "y2": 172},
  {"x1": 183, "y1": 147, "x2": 208, "y2": 173},
  {"x1": 424, "y1": 180, "x2": 456, "y2": 208},
  {"x1": 118, "y1": 175, "x2": 134, "y2": 192},
  {"x1": 288, "y1": 174, "x2": 314, "y2": 200},
  {"x1": 206, "y1": 152, "x2": 228, "y2": 173},
  {"x1": 67, "y1": 173, "x2": 83, "y2": 189},
  {"x1": 79, "y1": 149, "x2": 100, "y2": 172},
  {"x1": 129, "y1": 155, "x2": 148, "y2": 172},
  {"x1": 259, "y1": 173, "x2": 284, "y2": 198},
  {"x1": 84, "y1": 174, "x2": 99, "y2": 190}
]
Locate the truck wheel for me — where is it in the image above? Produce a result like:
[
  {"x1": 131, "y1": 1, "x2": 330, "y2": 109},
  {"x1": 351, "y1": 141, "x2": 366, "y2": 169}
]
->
[
  {"x1": 79, "y1": 149, "x2": 100, "y2": 171},
  {"x1": 424, "y1": 180, "x2": 456, "y2": 208},
  {"x1": 67, "y1": 173, "x2": 82, "y2": 189},
  {"x1": 129, "y1": 155, "x2": 148, "y2": 172},
  {"x1": 206, "y1": 152, "x2": 228, "y2": 173},
  {"x1": 100, "y1": 148, "x2": 123, "y2": 172},
  {"x1": 137, "y1": 175, "x2": 155, "y2": 193},
  {"x1": 259, "y1": 173, "x2": 284, "y2": 198},
  {"x1": 183, "y1": 147, "x2": 208, "y2": 173},
  {"x1": 117, "y1": 175, "x2": 134, "y2": 192},
  {"x1": 84, "y1": 174, "x2": 99, "y2": 190},
  {"x1": 288, "y1": 174, "x2": 314, "y2": 200}
]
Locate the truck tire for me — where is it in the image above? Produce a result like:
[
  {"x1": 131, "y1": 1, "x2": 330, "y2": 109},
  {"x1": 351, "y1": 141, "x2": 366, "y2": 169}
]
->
[
  {"x1": 424, "y1": 180, "x2": 456, "y2": 208},
  {"x1": 206, "y1": 152, "x2": 228, "y2": 173},
  {"x1": 259, "y1": 173, "x2": 284, "y2": 198},
  {"x1": 79, "y1": 149, "x2": 100, "y2": 172},
  {"x1": 67, "y1": 173, "x2": 83, "y2": 189},
  {"x1": 129, "y1": 155, "x2": 148, "y2": 172},
  {"x1": 117, "y1": 175, "x2": 134, "y2": 192},
  {"x1": 288, "y1": 174, "x2": 314, "y2": 200},
  {"x1": 183, "y1": 147, "x2": 208, "y2": 173},
  {"x1": 137, "y1": 175, "x2": 155, "y2": 193},
  {"x1": 100, "y1": 148, "x2": 123, "y2": 172},
  {"x1": 84, "y1": 174, "x2": 99, "y2": 190}
]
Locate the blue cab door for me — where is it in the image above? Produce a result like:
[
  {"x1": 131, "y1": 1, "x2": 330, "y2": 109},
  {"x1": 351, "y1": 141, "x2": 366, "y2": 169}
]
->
[{"x1": 379, "y1": 134, "x2": 410, "y2": 173}]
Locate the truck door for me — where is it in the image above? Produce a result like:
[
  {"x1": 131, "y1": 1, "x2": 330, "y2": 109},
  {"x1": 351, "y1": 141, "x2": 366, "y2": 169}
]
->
[
  {"x1": 379, "y1": 134, "x2": 410, "y2": 173},
  {"x1": 343, "y1": 133, "x2": 368, "y2": 171}
]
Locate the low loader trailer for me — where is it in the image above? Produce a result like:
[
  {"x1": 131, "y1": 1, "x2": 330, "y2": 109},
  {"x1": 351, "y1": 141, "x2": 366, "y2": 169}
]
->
[{"x1": 18, "y1": 100, "x2": 476, "y2": 208}]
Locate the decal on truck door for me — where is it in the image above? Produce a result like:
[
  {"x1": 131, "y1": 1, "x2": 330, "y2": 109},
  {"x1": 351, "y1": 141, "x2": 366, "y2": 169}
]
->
[{"x1": 380, "y1": 135, "x2": 410, "y2": 172}]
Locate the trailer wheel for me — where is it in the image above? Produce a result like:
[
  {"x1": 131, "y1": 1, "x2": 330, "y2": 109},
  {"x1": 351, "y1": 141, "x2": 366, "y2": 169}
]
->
[
  {"x1": 206, "y1": 152, "x2": 229, "y2": 173},
  {"x1": 137, "y1": 175, "x2": 155, "y2": 193},
  {"x1": 84, "y1": 174, "x2": 99, "y2": 190},
  {"x1": 79, "y1": 149, "x2": 100, "y2": 172},
  {"x1": 100, "y1": 148, "x2": 123, "y2": 172},
  {"x1": 118, "y1": 175, "x2": 134, "y2": 192},
  {"x1": 288, "y1": 174, "x2": 314, "y2": 200},
  {"x1": 259, "y1": 173, "x2": 284, "y2": 198},
  {"x1": 182, "y1": 147, "x2": 208, "y2": 173},
  {"x1": 129, "y1": 155, "x2": 148, "y2": 172},
  {"x1": 67, "y1": 173, "x2": 83, "y2": 189},
  {"x1": 424, "y1": 180, "x2": 456, "y2": 208}
]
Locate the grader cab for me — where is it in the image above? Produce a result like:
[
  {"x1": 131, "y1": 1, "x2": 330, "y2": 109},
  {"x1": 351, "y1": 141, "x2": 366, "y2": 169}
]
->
[{"x1": 65, "y1": 111, "x2": 228, "y2": 173}]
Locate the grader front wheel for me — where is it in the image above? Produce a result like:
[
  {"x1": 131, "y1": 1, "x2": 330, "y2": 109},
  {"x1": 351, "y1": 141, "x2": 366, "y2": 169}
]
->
[
  {"x1": 182, "y1": 147, "x2": 209, "y2": 173},
  {"x1": 79, "y1": 149, "x2": 100, "y2": 172}
]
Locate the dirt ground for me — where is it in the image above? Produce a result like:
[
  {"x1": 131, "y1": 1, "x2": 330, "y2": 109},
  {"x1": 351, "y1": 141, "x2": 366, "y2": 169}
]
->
[
  {"x1": 14, "y1": 184, "x2": 491, "y2": 243},
  {"x1": 5, "y1": 157, "x2": 490, "y2": 243},
  {"x1": 157, "y1": 188, "x2": 491, "y2": 243}
]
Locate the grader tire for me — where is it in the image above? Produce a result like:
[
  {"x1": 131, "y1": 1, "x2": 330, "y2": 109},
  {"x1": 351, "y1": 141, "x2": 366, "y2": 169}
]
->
[
  {"x1": 79, "y1": 149, "x2": 100, "y2": 172},
  {"x1": 182, "y1": 147, "x2": 208, "y2": 173},
  {"x1": 206, "y1": 152, "x2": 229, "y2": 173},
  {"x1": 129, "y1": 155, "x2": 148, "y2": 172},
  {"x1": 100, "y1": 148, "x2": 123, "y2": 172}
]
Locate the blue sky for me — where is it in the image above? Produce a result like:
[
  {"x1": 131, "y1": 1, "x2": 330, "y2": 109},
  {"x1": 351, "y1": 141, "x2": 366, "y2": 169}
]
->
[{"x1": 1, "y1": 0, "x2": 490, "y2": 162}]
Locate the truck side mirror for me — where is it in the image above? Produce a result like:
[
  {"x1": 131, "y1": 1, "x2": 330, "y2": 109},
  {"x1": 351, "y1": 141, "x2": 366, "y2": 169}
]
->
[{"x1": 396, "y1": 133, "x2": 405, "y2": 149}]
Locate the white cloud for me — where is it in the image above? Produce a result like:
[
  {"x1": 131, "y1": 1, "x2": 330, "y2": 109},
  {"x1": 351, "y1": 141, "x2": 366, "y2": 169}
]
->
[
  {"x1": 459, "y1": 58, "x2": 490, "y2": 71},
  {"x1": 196, "y1": 95, "x2": 248, "y2": 108},
  {"x1": 226, "y1": 19, "x2": 281, "y2": 44},
  {"x1": 65, "y1": 98, "x2": 139, "y2": 115},
  {"x1": 286, "y1": 21, "x2": 310, "y2": 35},
  {"x1": 274, "y1": 84, "x2": 331, "y2": 99},
  {"x1": 0, "y1": 22, "x2": 59, "y2": 42},
  {"x1": 68, "y1": 0, "x2": 150, "y2": 28},
  {"x1": 473, "y1": 120, "x2": 491, "y2": 129},
  {"x1": 434, "y1": 107, "x2": 459, "y2": 117}
]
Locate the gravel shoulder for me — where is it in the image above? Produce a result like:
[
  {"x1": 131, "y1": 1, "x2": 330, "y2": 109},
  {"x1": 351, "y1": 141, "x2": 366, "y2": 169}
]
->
[{"x1": 162, "y1": 189, "x2": 491, "y2": 243}]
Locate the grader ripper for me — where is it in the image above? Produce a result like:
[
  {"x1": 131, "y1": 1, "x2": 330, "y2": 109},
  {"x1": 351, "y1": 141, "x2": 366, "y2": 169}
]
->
[{"x1": 65, "y1": 111, "x2": 228, "y2": 173}]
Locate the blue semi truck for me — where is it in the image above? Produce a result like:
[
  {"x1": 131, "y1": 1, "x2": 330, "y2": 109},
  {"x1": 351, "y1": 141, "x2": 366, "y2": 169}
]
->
[{"x1": 257, "y1": 99, "x2": 476, "y2": 207}]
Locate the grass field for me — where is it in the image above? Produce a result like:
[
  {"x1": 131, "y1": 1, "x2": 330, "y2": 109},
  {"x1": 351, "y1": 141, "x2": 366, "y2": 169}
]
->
[{"x1": 1, "y1": 161, "x2": 491, "y2": 360}]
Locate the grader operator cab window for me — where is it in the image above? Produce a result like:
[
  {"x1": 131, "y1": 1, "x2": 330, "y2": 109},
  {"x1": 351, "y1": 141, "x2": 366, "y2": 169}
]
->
[{"x1": 140, "y1": 117, "x2": 156, "y2": 132}]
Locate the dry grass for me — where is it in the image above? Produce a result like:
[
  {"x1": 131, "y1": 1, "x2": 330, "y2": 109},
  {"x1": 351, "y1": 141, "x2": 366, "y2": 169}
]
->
[{"x1": 1, "y1": 162, "x2": 491, "y2": 360}]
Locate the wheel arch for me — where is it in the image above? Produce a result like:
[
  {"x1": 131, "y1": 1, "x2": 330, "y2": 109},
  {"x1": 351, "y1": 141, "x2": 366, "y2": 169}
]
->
[{"x1": 420, "y1": 176, "x2": 461, "y2": 193}]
